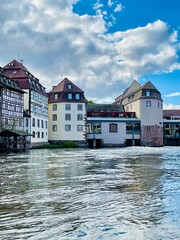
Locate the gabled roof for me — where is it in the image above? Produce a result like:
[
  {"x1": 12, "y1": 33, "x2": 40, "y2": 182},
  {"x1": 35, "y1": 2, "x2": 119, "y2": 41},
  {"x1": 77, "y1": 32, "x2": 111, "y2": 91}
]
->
[
  {"x1": 123, "y1": 80, "x2": 141, "y2": 98},
  {"x1": 48, "y1": 77, "x2": 87, "y2": 103},
  {"x1": 140, "y1": 81, "x2": 159, "y2": 92},
  {"x1": 3, "y1": 59, "x2": 47, "y2": 96},
  {"x1": 50, "y1": 78, "x2": 84, "y2": 93},
  {"x1": 3, "y1": 59, "x2": 33, "y2": 79}
]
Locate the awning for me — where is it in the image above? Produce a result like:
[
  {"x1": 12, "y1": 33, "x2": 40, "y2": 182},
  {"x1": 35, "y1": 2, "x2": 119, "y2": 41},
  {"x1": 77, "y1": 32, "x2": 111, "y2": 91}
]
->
[{"x1": 0, "y1": 129, "x2": 33, "y2": 137}]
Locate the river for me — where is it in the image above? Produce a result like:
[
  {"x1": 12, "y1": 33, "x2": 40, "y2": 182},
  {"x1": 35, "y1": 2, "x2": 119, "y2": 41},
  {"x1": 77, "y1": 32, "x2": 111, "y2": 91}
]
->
[{"x1": 0, "y1": 147, "x2": 180, "y2": 240}]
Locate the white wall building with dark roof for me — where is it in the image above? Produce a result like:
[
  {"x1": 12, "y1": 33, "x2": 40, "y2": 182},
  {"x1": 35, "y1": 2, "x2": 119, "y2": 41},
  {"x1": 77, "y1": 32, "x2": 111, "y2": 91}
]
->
[
  {"x1": 48, "y1": 78, "x2": 87, "y2": 146},
  {"x1": 115, "y1": 80, "x2": 164, "y2": 147}
]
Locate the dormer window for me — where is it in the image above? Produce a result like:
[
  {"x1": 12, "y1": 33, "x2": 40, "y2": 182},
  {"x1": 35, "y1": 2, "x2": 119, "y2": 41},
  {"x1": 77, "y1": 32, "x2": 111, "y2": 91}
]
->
[
  {"x1": 145, "y1": 91, "x2": 151, "y2": 97},
  {"x1": 75, "y1": 93, "x2": 80, "y2": 100},
  {"x1": 67, "y1": 83, "x2": 72, "y2": 90},
  {"x1": 68, "y1": 93, "x2": 72, "y2": 99},
  {"x1": 54, "y1": 93, "x2": 58, "y2": 100}
]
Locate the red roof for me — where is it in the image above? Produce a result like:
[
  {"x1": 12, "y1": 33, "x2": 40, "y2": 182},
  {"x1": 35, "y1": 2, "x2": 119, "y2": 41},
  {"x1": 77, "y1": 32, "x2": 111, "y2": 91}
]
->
[
  {"x1": 3, "y1": 59, "x2": 47, "y2": 96},
  {"x1": 163, "y1": 109, "x2": 180, "y2": 117},
  {"x1": 48, "y1": 78, "x2": 87, "y2": 103},
  {"x1": 50, "y1": 78, "x2": 84, "y2": 93}
]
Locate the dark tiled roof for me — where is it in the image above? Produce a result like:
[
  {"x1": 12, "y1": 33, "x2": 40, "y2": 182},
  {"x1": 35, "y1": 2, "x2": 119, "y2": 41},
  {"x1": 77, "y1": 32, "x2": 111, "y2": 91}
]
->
[
  {"x1": 48, "y1": 78, "x2": 87, "y2": 103},
  {"x1": 50, "y1": 78, "x2": 84, "y2": 93},
  {"x1": 0, "y1": 67, "x2": 24, "y2": 93},
  {"x1": 163, "y1": 110, "x2": 180, "y2": 117},
  {"x1": 87, "y1": 104, "x2": 124, "y2": 112},
  {"x1": 3, "y1": 59, "x2": 47, "y2": 96}
]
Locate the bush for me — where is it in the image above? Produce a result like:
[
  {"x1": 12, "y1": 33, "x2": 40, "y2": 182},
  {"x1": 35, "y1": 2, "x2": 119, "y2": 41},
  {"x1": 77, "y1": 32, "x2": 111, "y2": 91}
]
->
[{"x1": 63, "y1": 141, "x2": 77, "y2": 148}]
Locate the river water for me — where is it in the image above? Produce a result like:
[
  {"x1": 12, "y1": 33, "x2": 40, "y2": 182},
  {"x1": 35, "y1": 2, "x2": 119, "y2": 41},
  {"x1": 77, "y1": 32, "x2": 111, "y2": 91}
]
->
[{"x1": 0, "y1": 147, "x2": 180, "y2": 240}]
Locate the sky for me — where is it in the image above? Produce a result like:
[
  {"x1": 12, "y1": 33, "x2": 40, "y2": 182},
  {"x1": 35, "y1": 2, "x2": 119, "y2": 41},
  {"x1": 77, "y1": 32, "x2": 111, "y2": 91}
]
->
[{"x1": 0, "y1": 0, "x2": 180, "y2": 109}]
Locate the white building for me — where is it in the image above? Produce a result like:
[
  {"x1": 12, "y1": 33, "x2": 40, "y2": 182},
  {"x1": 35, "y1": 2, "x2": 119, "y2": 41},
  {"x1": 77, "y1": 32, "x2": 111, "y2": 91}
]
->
[
  {"x1": 4, "y1": 60, "x2": 48, "y2": 147},
  {"x1": 115, "y1": 80, "x2": 163, "y2": 146},
  {"x1": 87, "y1": 104, "x2": 140, "y2": 147},
  {"x1": 48, "y1": 78, "x2": 87, "y2": 146}
]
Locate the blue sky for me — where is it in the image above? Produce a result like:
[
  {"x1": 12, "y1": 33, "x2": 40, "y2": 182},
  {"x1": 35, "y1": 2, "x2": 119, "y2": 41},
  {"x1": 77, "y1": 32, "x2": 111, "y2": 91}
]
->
[{"x1": 0, "y1": 0, "x2": 179, "y2": 108}]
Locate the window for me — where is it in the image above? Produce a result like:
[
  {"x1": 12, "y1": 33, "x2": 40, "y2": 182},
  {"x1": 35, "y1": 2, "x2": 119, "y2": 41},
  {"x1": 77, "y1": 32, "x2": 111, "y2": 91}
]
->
[
  {"x1": 37, "y1": 132, "x2": 40, "y2": 138},
  {"x1": 77, "y1": 114, "x2": 83, "y2": 121},
  {"x1": 54, "y1": 93, "x2": 58, "y2": 100},
  {"x1": 147, "y1": 126, "x2": 152, "y2": 132},
  {"x1": 37, "y1": 119, "x2": 40, "y2": 127},
  {"x1": 158, "y1": 102, "x2": 160, "y2": 108},
  {"x1": 145, "y1": 91, "x2": 151, "y2": 97},
  {"x1": 65, "y1": 113, "x2": 71, "y2": 120},
  {"x1": 67, "y1": 83, "x2": 72, "y2": 90},
  {"x1": 42, "y1": 132, "x2": 44, "y2": 138},
  {"x1": 53, "y1": 114, "x2": 57, "y2": 121},
  {"x1": 65, "y1": 104, "x2": 71, "y2": 110},
  {"x1": 134, "y1": 123, "x2": 140, "y2": 133},
  {"x1": 53, "y1": 104, "x2": 57, "y2": 111},
  {"x1": 26, "y1": 119, "x2": 29, "y2": 128},
  {"x1": 77, "y1": 125, "x2": 83, "y2": 132},
  {"x1": 126, "y1": 123, "x2": 132, "y2": 133},
  {"x1": 78, "y1": 104, "x2": 83, "y2": 111},
  {"x1": 41, "y1": 120, "x2": 44, "y2": 128},
  {"x1": 95, "y1": 123, "x2": 101, "y2": 134},
  {"x1": 45, "y1": 121, "x2": 48, "y2": 129},
  {"x1": 32, "y1": 131, "x2": 35, "y2": 138},
  {"x1": 65, "y1": 124, "x2": 71, "y2": 131},
  {"x1": 109, "y1": 123, "x2": 118, "y2": 133},
  {"x1": 75, "y1": 93, "x2": 80, "y2": 100},
  {"x1": 68, "y1": 93, "x2": 72, "y2": 100},
  {"x1": 52, "y1": 125, "x2": 57, "y2": 131},
  {"x1": 146, "y1": 100, "x2": 151, "y2": 107},
  {"x1": 32, "y1": 118, "x2": 35, "y2": 127}
]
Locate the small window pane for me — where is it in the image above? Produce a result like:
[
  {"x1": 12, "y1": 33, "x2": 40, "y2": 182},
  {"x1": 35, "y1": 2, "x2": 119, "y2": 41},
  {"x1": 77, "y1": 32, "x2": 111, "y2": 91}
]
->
[
  {"x1": 77, "y1": 114, "x2": 83, "y2": 121},
  {"x1": 52, "y1": 125, "x2": 57, "y2": 131},
  {"x1": 146, "y1": 100, "x2": 151, "y2": 107},
  {"x1": 53, "y1": 114, "x2": 57, "y2": 121},
  {"x1": 65, "y1": 114, "x2": 71, "y2": 120},
  {"x1": 65, "y1": 104, "x2": 71, "y2": 110},
  {"x1": 65, "y1": 124, "x2": 71, "y2": 131},
  {"x1": 77, "y1": 125, "x2": 83, "y2": 132},
  {"x1": 75, "y1": 93, "x2": 80, "y2": 100},
  {"x1": 53, "y1": 104, "x2": 57, "y2": 111},
  {"x1": 78, "y1": 104, "x2": 83, "y2": 111},
  {"x1": 68, "y1": 93, "x2": 72, "y2": 99}
]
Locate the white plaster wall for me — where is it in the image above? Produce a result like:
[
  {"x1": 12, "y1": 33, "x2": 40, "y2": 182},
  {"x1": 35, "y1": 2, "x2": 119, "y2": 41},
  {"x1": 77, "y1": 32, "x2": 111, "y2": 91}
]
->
[
  {"x1": 101, "y1": 122, "x2": 126, "y2": 145},
  {"x1": 23, "y1": 89, "x2": 29, "y2": 111},
  {"x1": 48, "y1": 102, "x2": 86, "y2": 141},
  {"x1": 140, "y1": 99, "x2": 163, "y2": 126}
]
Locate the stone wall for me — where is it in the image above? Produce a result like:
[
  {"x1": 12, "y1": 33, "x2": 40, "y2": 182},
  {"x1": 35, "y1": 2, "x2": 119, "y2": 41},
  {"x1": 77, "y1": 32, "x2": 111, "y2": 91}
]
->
[{"x1": 141, "y1": 125, "x2": 163, "y2": 147}]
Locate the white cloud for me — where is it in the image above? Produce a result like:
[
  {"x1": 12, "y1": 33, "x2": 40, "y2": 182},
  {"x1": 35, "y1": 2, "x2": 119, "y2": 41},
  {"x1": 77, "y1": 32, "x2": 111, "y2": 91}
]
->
[
  {"x1": 0, "y1": 2, "x2": 179, "y2": 103},
  {"x1": 163, "y1": 103, "x2": 180, "y2": 109},
  {"x1": 108, "y1": 0, "x2": 113, "y2": 7},
  {"x1": 93, "y1": 1, "x2": 103, "y2": 10},
  {"x1": 114, "y1": 3, "x2": 123, "y2": 12},
  {"x1": 165, "y1": 92, "x2": 180, "y2": 97}
]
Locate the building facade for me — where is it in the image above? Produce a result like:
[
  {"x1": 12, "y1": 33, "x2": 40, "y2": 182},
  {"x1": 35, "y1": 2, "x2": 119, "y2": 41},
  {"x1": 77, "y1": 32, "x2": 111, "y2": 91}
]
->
[
  {"x1": 0, "y1": 67, "x2": 29, "y2": 150},
  {"x1": 48, "y1": 78, "x2": 87, "y2": 146},
  {"x1": 163, "y1": 110, "x2": 180, "y2": 146},
  {"x1": 3, "y1": 59, "x2": 48, "y2": 146},
  {"x1": 87, "y1": 104, "x2": 141, "y2": 147},
  {"x1": 115, "y1": 80, "x2": 163, "y2": 147}
]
